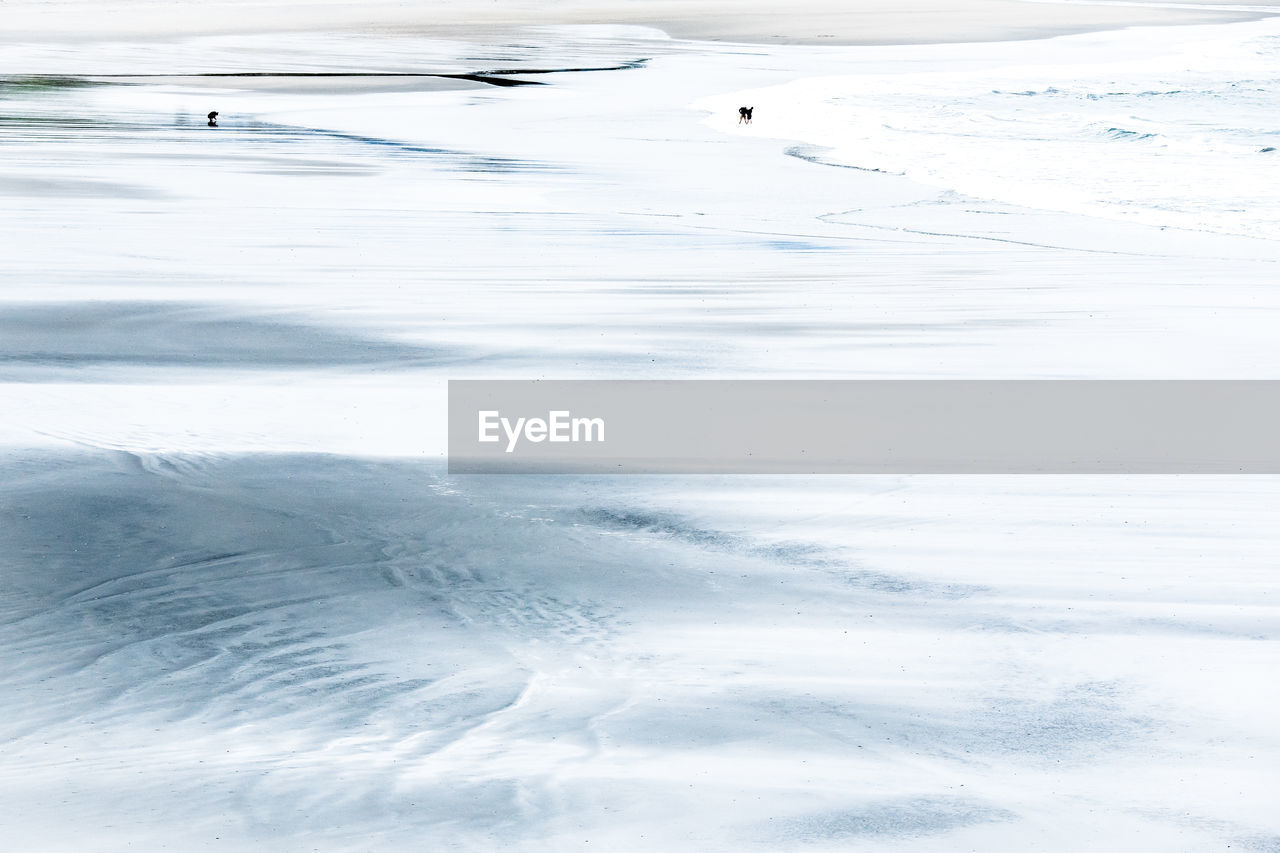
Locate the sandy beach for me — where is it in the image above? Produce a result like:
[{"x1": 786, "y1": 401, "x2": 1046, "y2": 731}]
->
[{"x1": 3, "y1": 1, "x2": 1280, "y2": 850}]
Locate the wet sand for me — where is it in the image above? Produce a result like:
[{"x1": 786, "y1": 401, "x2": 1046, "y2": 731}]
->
[{"x1": 3, "y1": 5, "x2": 1280, "y2": 852}]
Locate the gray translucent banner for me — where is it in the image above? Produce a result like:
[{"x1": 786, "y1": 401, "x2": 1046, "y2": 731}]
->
[{"x1": 448, "y1": 380, "x2": 1280, "y2": 474}]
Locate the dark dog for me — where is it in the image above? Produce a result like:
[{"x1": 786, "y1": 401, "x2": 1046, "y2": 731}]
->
[
  {"x1": 207, "y1": 111, "x2": 219, "y2": 127},
  {"x1": 738, "y1": 106, "x2": 753, "y2": 125}
]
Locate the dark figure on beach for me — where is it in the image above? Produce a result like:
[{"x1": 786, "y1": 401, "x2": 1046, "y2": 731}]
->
[
  {"x1": 207, "y1": 111, "x2": 219, "y2": 127},
  {"x1": 738, "y1": 106, "x2": 753, "y2": 125}
]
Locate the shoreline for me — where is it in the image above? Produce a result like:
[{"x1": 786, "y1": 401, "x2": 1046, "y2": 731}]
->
[
  {"x1": 692, "y1": 14, "x2": 1280, "y2": 244},
  {"x1": 2, "y1": 0, "x2": 1278, "y2": 47}
]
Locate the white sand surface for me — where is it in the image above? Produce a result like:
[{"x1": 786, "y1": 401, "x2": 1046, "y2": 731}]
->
[{"x1": 2, "y1": 4, "x2": 1280, "y2": 852}]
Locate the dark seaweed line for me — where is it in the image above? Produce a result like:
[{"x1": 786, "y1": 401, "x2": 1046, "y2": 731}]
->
[
  {"x1": 75, "y1": 60, "x2": 648, "y2": 77},
  {"x1": 46, "y1": 72, "x2": 544, "y2": 88},
  {"x1": 5, "y1": 61, "x2": 650, "y2": 89}
]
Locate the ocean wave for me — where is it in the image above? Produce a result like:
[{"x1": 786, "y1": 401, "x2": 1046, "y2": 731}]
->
[{"x1": 1095, "y1": 126, "x2": 1162, "y2": 141}]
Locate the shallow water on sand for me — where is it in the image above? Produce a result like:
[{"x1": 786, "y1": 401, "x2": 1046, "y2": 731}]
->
[
  {"x1": 2, "y1": 25, "x2": 1280, "y2": 852},
  {"x1": 708, "y1": 17, "x2": 1280, "y2": 240}
]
